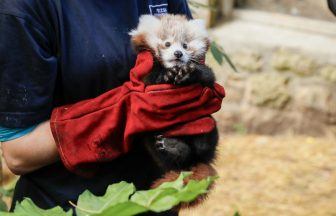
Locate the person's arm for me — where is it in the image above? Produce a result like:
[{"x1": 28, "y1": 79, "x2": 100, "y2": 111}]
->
[
  {"x1": 1, "y1": 121, "x2": 59, "y2": 175},
  {"x1": 0, "y1": 8, "x2": 58, "y2": 174}
]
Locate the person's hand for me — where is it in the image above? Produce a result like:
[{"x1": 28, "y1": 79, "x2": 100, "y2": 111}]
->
[{"x1": 50, "y1": 51, "x2": 224, "y2": 176}]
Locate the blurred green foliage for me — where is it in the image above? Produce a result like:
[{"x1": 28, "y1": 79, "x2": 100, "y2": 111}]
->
[{"x1": 233, "y1": 123, "x2": 248, "y2": 135}]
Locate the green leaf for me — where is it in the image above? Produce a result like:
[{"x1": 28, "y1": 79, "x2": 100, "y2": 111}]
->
[
  {"x1": 131, "y1": 174, "x2": 217, "y2": 213},
  {"x1": 0, "y1": 197, "x2": 8, "y2": 212},
  {"x1": 156, "y1": 172, "x2": 192, "y2": 190},
  {"x1": 0, "y1": 172, "x2": 217, "y2": 216},
  {"x1": 13, "y1": 199, "x2": 71, "y2": 216},
  {"x1": 74, "y1": 172, "x2": 216, "y2": 215},
  {"x1": 131, "y1": 188, "x2": 179, "y2": 212},
  {"x1": 0, "y1": 212, "x2": 15, "y2": 216},
  {"x1": 210, "y1": 41, "x2": 224, "y2": 65},
  {"x1": 0, "y1": 187, "x2": 14, "y2": 197},
  {"x1": 76, "y1": 181, "x2": 135, "y2": 215},
  {"x1": 222, "y1": 51, "x2": 238, "y2": 72},
  {"x1": 210, "y1": 41, "x2": 238, "y2": 72},
  {"x1": 234, "y1": 211, "x2": 241, "y2": 216},
  {"x1": 97, "y1": 202, "x2": 148, "y2": 216},
  {"x1": 176, "y1": 176, "x2": 217, "y2": 203}
]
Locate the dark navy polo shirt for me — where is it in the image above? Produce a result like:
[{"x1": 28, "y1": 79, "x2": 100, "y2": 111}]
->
[{"x1": 0, "y1": 0, "x2": 191, "y2": 211}]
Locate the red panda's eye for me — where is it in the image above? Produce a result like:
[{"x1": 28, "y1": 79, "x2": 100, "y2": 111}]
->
[
  {"x1": 165, "y1": 42, "x2": 171, "y2": 47},
  {"x1": 183, "y1": 43, "x2": 188, "y2": 49}
]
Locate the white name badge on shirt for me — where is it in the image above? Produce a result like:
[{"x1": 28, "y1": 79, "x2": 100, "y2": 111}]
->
[{"x1": 149, "y1": 3, "x2": 168, "y2": 16}]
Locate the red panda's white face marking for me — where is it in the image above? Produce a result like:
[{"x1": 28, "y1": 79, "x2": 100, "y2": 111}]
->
[{"x1": 130, "y1": 15, "x2": 209, "y2": 69}]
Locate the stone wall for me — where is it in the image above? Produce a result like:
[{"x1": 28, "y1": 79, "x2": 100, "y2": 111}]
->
[
  {"x1": 242, "y1": 0, "x2": 336, "y2": 21},
  {"x1": 191, "y1": 0, "x2": 235, "y2": 26},
  {"x1": 191, "y1": 0, "x2": 336, "y2": 26},
  {"x1": 190, "y1": 1, "x2": 336, "y2": 136},
  {"x1": 210, "y1": 48, "x2": 336, "y2": 136}
]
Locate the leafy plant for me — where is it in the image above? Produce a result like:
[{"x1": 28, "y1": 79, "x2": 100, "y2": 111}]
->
[
  {"x1": 1, "y1": 172, "x2": 216, "y2": 216},
  {"x1": 0, "y1": 177, "x2": 17, "y2": 212},
  {"x1": 0, "y1": 198, "x2": 7, "y2": 212},
  {"x1": 1, "y1": 199, "x2": 73, "y2": 216},
  {"x1": 234, "y1": 211, "x2": 241, "y2": 216},
  {"x1": 210, "y1": 41, "x2": 237, "y2": 72},
  {"x1": 232, "y1": 123, "x2": 247, "y2": 135}
]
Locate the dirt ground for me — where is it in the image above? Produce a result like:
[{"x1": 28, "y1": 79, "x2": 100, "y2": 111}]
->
[{"x1": 181, "y1": 135, "x2": 336, "y2": 216}]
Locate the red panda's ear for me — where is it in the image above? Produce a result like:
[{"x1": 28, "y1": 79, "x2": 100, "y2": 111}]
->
[
  {"x1": 130, "y1": 33, "x2": 150, "y2": 52},
  {"x1": 130, "y1": 15, "x2": 160, "y2": 53}
]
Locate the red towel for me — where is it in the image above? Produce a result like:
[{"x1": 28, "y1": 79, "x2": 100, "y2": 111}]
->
[{"x1": 50, "y1": 51, "x2": 225, "y2": 175}]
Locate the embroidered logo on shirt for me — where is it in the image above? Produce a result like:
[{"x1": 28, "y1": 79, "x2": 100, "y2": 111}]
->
[{"x1": 149, "y1": 4, "x2": 168, "y2": 16}]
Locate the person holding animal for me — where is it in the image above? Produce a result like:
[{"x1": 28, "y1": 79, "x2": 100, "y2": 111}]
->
[
  {"x1": 130, "y1": 15, "x2": 221, "y2": 191},
  {"x1": 0, "y1": 1, "x2": 224, "y2": 215}
]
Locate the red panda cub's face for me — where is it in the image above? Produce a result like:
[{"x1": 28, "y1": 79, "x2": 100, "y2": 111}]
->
[{"x1": 130, "y1": 14, "x2": 209, "y2": 69}]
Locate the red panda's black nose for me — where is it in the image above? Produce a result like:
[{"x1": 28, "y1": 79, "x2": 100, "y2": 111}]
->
[{"x1": 174, "y1": 51, "x2": 183, "y2": 58}]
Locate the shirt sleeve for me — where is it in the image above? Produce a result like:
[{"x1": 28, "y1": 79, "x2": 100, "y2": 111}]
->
[
  {"x1": 168, "y1": 0, "x2": 193, "y2": 19},
  {"x1": 0, "y1": 12, "x2": 57, "y2": 128},
  {"x1": 0, "y1": 125, "x2": 37, "y2": 142}
]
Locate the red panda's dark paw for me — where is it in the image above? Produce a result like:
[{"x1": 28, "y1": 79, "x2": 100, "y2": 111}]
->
[
  {"x1": 150, "y1": 163, "x2": 217, "y2": 209},
  {"x1": 174, "y1": 63, "x2": 196, "y2": 85},
  {"x1": 154, "y1": 134, "x2": 166, "y2": 151},
  {"x1": 163, "y1": 70, "x2": 176, "y2": 83},
  {"x1": 188, "y1": 62, "x2": 196, "y2": 72},
  {"x1": 174, "y1": 73, "x2": 190, "y2": 85}
]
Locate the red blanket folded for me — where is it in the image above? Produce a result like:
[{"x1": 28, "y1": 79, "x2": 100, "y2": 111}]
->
[{"x1": 50, "y1": 51, "x2": 225, "y2": 175}]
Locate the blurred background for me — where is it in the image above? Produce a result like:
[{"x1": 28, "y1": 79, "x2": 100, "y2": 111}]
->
[
  {"x1": 181, "y1": 0, "x2": 336, "y2": 215},
  {"x1": 1, "y1": 0, "x2": 336, "y2": 215}
]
